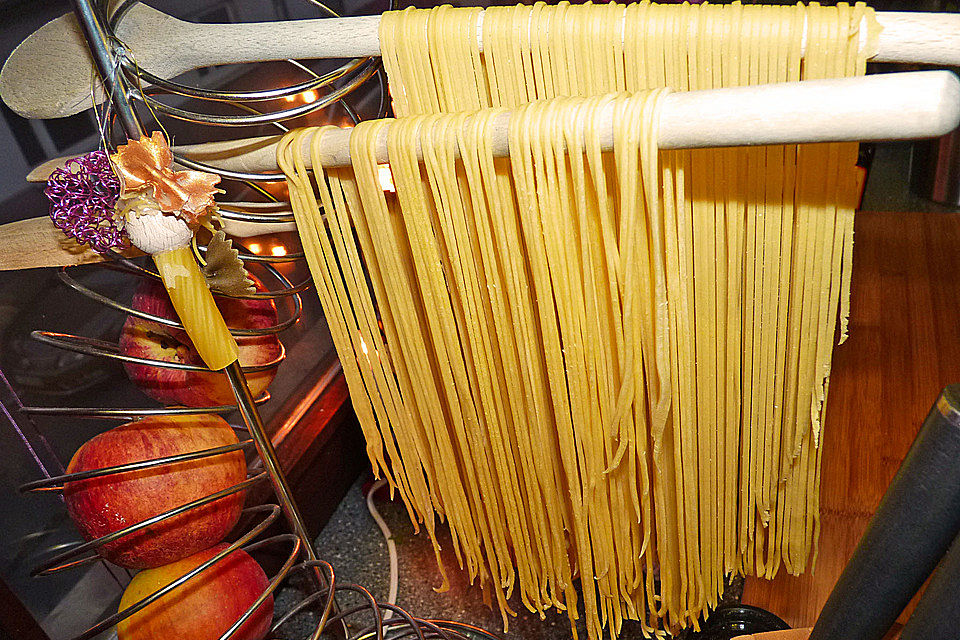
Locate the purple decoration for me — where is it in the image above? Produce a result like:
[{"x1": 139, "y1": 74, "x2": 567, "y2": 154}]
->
[{"x1": 44, "y1": 150, "x2": 127, "y2": 254}]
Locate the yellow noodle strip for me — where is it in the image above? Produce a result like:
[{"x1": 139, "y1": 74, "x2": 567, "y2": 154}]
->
[{"x1": 296, "y1": 3, "x2": 878, "y2": 636}]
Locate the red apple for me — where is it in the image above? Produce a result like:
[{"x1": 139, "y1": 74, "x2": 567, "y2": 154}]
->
[
  {"x1": 117, "y1": 544, "x2": 273, "y2": 640},
  {"x1": 119, "y1": 277, "x2": 282, "y2": 407},
  {"x1": 64, "y1": 414, "x2": 246, "y2": 569}
]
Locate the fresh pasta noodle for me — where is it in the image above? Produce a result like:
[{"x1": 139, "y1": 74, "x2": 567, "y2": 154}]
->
[{"x1": 280, "y1": 2, "x2": 881, "y2": 638}]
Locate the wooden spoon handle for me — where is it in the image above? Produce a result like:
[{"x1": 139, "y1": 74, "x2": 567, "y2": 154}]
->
[
  {"x1": 0, "y1": 216, "x2": 142, "y2": 271},
  {"x1": 165, "y1": 15, "x2": 381, "y2": 66},
  {"x1": 26, "y1": 135, "x2": 285, "y2": 183},
  {"x1": 6, "y1": 5, "x2": 960, "y2": 121},
  {"x1": 0, "y1": 216, "x2": 295, "y2": 271}
]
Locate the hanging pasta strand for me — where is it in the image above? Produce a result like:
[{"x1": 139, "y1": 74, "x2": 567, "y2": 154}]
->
[{"x1": 280, "y1": 2, "x2": 882, "y2": 638}]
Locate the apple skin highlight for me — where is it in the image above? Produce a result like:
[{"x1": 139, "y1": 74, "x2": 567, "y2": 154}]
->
[
  {"x1": 119, "y1": 278, "x2": 282, "y2": 407},
  {"x1": 117, "y1": 544, "x2": 273, "y2": 640},
  {"x1": 64, "y1": 414, "x2": 247, "y2": 569}
]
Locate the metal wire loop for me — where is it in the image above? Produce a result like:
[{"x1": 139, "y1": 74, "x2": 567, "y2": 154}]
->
[
  {"x1": 282, "y1": 559, "x2": 339, "y2": 639},
  {"x1": 127, "y1": 58, "x2": 377, "y2": 127},
  {"x1": 58, "y1": 266, "x2": 301, "y2": 336},
  {"x1": 127, "y1": 59, "x2": 377, "y2": 125},
  {"x1": 32, "y1": 475, "x2": 270, "y2": 578},
  {"x1": 173, "y1": 152, "x2": 288, "y2": 183},
  {"x1": 20, "y1": 439, "x2": 256, "y2": 492},
  {"x1": 215, "y1": 533, "x2": 303, "y2": 640},
  {"x1": 99, "y1": 254, "x2": 312, "y2": 299},
  {"x1": 195, "y1": 241, "x2": 305, "y2": 265},
  {"x1": 121, "y1": 55, "x2": 369, "y2": 103},
  {"x1": 218, "y1": 202, "x2": 294, "y2": 224},
  {"x1": 107, "y1": 0, "x2": 373, "y2": 107},
  {"x1": 68, "y1": 503, "x2": 284, "y2": 640},
  {"x1": 30, "y1": 331, "x2": 286, "y2": 373},
  {"x1": 271, "y1": 559, "x2": 502, "y2": 640},
  {"x1": 18, "y1": 399, "x2": 270, "y2": 419}
]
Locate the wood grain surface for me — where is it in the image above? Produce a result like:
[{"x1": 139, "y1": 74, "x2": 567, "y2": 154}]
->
[
  {"x1": 741, "y1": 210, "x2": 960, "y2": 631},
  {"x1": 0, "y1": 216, "x2": 143, "y2": 270}
]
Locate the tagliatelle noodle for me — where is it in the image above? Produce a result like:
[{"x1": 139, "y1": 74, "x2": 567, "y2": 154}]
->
[
  {"x1": 280, "y1": 3, "x2": 881, "y2": 638},
  {"x1": 282, "y1": 89, "x2": 671, "y2": 637}
]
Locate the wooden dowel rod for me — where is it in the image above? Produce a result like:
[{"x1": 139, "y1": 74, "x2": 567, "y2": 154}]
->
[
  {"x1": 7, "y1": 71, "x2": 958, "y2": 272},
  {"x1": 874, "y1": 11, "x2": 960, "y2": 65},
  {"x1": 172, "y1": 10, "x2": 960, "y2": 67},
  {"x1": 172, "y1": 71, "x2": 960, "y2": 173}
]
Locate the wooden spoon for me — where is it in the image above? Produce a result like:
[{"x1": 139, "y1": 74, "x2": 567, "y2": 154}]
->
[
  {"x1": 26, "y1": 134, "x2": 287, "y2": 182},
  {"x1": 5, "y1": 4, "x2": 960, "y2": 121},
  {"x1": 0, "y1": 3, "x2": 379, "y2": 120},
  {"x1": 0, "y1": 214, "x2": 296, "y2": 271},
  {"x1": 0, "y1": 216, "x2": 143, "y2": 270}
]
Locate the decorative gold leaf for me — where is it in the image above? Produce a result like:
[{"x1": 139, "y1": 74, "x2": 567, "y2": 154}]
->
[{"x1": 202, "y1": 230, "x2": 255, "y2": 295}]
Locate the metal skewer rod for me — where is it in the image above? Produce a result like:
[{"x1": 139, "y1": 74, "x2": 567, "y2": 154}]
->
[
  {"x1": 67, "y1": 0, "x2": 141, "y2": 138},
  {"x1": 225, "y1": 362, "x2": 318, "y2": 559}
]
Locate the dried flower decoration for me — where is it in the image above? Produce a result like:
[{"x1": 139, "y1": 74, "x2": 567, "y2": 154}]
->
[
  {"x1": 44, "y1": 150, "x2": 128, "y2": 253},
  {"x1": 111, "y1": 131, "x2": 220, "y2": 224}
]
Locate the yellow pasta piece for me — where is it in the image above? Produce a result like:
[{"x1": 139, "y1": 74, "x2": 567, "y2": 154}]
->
[
  {"x1": 152, "y1": 246, "x2": 238, "y2": 371},
  {"x1": 287, "y1": 3, "x2": 875, "y2": 637}
]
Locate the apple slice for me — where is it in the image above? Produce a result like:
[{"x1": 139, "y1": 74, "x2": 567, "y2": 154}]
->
[
  {"x1": 119, "y1": 277, "x2": 282, "y2": 407},
  {"x1": 117, "y1": 544, "x2": 273, "y2": 640},
  {"x1": 64, "y1": 414, "x2": 246, "y2": 569}
]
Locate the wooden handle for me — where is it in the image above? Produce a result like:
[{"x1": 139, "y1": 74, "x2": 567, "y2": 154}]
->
[
  {"x1": 178, "y1": 11, "x2": 959, "y2": 66},
  {"x1": 203, "y1": 11, "x2": 960, "y2": 66},
  {"x1": 26, "y1": 136, "x2": 285, "y2": 183},
  {"x1": 166, "y1": 14, "x2": 382, "y2": 64},
  {"x1": 0, "y1": 216, "x2": 294, "y2": 271},
  {"x1": 9, "y1": 71, "x2": 953, "y2": 271},
  {"x1": 109, "y1": 8, "x2": 960, "y2": 69},
  {"x1": 659, "y1": 71, "x2": 960, "y2": 149},
  {"x1": 874, "y1": 12, "x2": 960, "y2": 65},
  {"x1": 5, "y1": 5, "x2": 960, "y2": 120},
  {"x1": 24, "y1": 148, "x2": 272, "y2": 182},
  {"x1": 23, "y1": 70, "x2": 960, "y2": 179},
  {"x1": 0, "y1": 216, "x2": 143, "y2": 270},
  {"x1": 149, "y1": 71, "x2": 960, "y2": 172}
]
